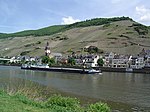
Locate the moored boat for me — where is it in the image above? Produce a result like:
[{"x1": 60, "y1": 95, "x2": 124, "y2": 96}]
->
[
  {"x1": 87, "y1": 68, "x2": 102, "y2": 74},
  {"x1": 21, "y1": 64, "x2": 102, "y2": 74}
]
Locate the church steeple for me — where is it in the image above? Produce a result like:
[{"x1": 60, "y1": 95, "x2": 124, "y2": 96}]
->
[{"x1": 45, "y1": 42, "x2": 51, "y2": 56}]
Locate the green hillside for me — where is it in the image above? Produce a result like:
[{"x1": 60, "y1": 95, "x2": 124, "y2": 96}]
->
[
  {"x1": 0, "y1": 16, "x2": 150, "y2": 56},
  {"x1": 0, "y1": 25, "x2": 66, "y2": 38},
  {"x1": 0, "y1": 17, "x2": 133, "y2": 39}
]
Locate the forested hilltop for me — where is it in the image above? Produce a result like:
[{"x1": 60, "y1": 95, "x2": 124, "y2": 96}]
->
[{"x1": 0, "y1": 17, "x2": 134, "y2": 38}]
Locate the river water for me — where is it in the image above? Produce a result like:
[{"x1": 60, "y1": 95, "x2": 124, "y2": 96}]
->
[{"x1": 0, "y1": 66, "x2": 150, "y2": 112}]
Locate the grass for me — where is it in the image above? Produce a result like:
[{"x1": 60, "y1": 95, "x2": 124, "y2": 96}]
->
[
  {"x1": 0, "y1": 79, "x2": 110, "y2": 112},
  {"x1": 0, "y1": 90, "x2": 49, "y2": 112},
  {"x1": 0, "y1": 90, "x2": 110, "y2": 112}
]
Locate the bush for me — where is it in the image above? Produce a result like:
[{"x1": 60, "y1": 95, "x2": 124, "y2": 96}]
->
[
  {"x1": 132, "y1": 23, "x2": 148, "y2": 35},
  {"x1": 45, "y1": 95, "x2": 82, "y2": 112},
  {"x1": 36, "y1": 41, "x2": 41, "y2": 44},
  {"x1": 97, "y1": 58, "x2": 104, "y2": 67},
  {"x1": 20, "y1": 51, "x2": 30, "y2": 56},
  {"x1": 48, "y1": 58, "x2": 55, "y2": 66},
  {"x1": 87, "y1": 102, "x2": 110, "y2": 112},
  {"x1": 85, "y1": 46, "x2": 103, "y2": 54},
  {"x1": 42, "y1": 56, "x2": 50, "y2": 64},
  {"x1": 68, "y1": 57, "x2": 76, "y2": 65}
]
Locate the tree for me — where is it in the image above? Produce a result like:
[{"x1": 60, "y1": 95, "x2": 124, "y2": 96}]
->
[
  {"x1": 86, "y1": 46, "x2": 99, "y2": 54},
  {"x1": 42, "y1": 56, "x2": 50, "y2": 64},
  {"x1": 97, "y1": 58, "x2": 104, "y2": 67},
  {"x1": 68, "y1": 57, "x2": 76, "y2": 66},
  {"x1": 48, "y1": 58, "x2": 55, "y2": 66}
]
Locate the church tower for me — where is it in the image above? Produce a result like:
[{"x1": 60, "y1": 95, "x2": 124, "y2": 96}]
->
[{"x1": 45, "y1": 42, "x2": 51, "y2": 56}]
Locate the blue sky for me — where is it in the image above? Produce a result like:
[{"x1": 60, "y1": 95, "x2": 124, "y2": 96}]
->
[{"x1": 0, "y1": 0, "x2": 150, "y2": 33}]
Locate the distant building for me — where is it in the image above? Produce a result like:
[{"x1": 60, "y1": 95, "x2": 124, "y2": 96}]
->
[
  {"x1": 104, "y1": 52, "x2": 115, "y2": 67},
  {"x1": 44, "y1": 42, "x2": 63, "y2": 63},
  {"x1": 130, "y1": 56, "x2": 145, "y2": 69},
  {"x1": 45, "y1": 42, "x2": 51, "y2": 56},
  {"x1": 83, "y1": 55, "x2": 99, "y2": 67},
  {"x1": 103, "y1": 52, "x2": 133, "y2": 68},
  {"x1": 139, "y1": 48, "x2": 150, "y2": 68},
  {"x1": 145, "y1": 56, "x2": 150, "y2": 67},
  {"x1": 51, "y1": 53, "x2": 63, "y2": 63},
  {"x1": 68, "y1": 54, "x2": 100, "y2": 67},
  {"x1": 109, "y1": 54, "x2": 132, "y2": 68}
]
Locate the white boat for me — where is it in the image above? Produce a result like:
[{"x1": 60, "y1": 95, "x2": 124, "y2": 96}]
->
[
  {"x1": 87, "y1": 69, "x2": 102, "y2": 74},
  {"x1": 21, "y1": 64, "x2": 31, "y2": 69},
  {"x1": 126, "y1": 68, "x2": 133, "y2": 72},
  {"x1": 31, "y1": 64, "x2": 49, "y2": 68}
]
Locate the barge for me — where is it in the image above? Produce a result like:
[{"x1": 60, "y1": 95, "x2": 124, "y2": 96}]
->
[{"x1": 21, "y1": 64, "x2": 102, "y2": 74}]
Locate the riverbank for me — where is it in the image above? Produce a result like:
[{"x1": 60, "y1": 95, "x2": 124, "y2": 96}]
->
[{"x1": 0, "y1": 90, "x2": 110, "y2": 112}]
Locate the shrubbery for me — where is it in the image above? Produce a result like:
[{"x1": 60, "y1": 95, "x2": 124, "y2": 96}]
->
[
  {"x1": 132, "y1": 23, "x2": 148, "y2": 35},
  {"x1": 68, "y1": 57, "x2": 76, "y2": 65},
  {"x1": 0, "y1": 90, "x2": 111, "y2": 112},
  {"x1": 87, "y1": 102, "x2": 110, "y2": 112},
  {"x1": 85, "y1": 46, "x2": 104, "y2": 54},
  {"x1": 67, "y1": 16, "x2": 132, "y2": 28},
  {"x1": 45, "y1": 95, "x2": 82, "y2": 112},
  {"x1": 41, "y1": 56, "x2": 55, "y2": 66}
]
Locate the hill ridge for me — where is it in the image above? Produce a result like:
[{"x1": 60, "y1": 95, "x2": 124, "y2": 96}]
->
[
  {"x1": 0, "y1": 16, "x2": 135, "y2": 39},
  {"x1": 0, "y1": 17, "x2": 150, "y2": 56}
]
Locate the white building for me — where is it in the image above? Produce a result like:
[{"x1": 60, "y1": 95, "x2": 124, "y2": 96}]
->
[
  {"x1": 130, "y1": 56, "x2": 145, "y2": 69},
  {"x1": 104, "y1": 52, "x2": 115, "y2": 67},
  {"x1": 83, "y1": 55, "x2": 99, "y2": 67},
  {"x1": 110, "y1": 55, "x2": 132, "y2": 68},
  {"x1": 145, "y1": 56, "x2": 150, "y2": 67}
]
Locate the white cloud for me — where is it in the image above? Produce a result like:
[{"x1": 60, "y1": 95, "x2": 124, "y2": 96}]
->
[
  {"x1": 61, "y1": 16, "x2": 80, "y2": 25},
  {"x1": 136, "y1": 5, "x2": 150, "y2": 22}
]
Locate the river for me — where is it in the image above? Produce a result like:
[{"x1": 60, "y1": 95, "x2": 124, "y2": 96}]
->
[{"x1": 0, "y1": 66, "x2": 150, "y2": 112}]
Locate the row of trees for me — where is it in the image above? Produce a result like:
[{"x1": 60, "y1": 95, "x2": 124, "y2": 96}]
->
[
  {"x1": 131, "y1": 23, "x2": 149, "y2": 35},
  {"x1": 67, "y1": 16, "x2": 132, "y2": 28}
]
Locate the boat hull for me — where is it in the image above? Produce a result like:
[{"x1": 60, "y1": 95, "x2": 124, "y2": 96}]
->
[{"x1": 21, "y1": 65, "x2": 102, "y2": 74}]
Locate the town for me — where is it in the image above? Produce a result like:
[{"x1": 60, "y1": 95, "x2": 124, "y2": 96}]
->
[{"x1": 0, "y1": 41, "x2": 150, "y2": 73}]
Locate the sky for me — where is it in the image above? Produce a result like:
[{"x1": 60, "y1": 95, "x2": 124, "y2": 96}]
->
[{"x1": 0, "y1": 0, "x2": 150, "y2": 33}]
